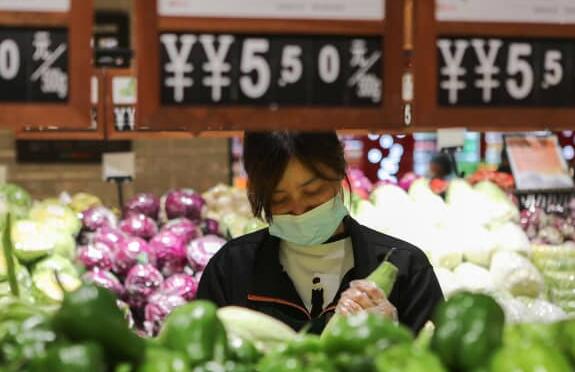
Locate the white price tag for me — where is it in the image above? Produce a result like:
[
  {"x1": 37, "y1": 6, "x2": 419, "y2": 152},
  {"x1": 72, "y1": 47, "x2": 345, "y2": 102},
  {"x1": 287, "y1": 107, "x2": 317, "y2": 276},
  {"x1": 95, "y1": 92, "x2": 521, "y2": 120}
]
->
[
  {"x1": 437, "y1": 128, "x2": 466, "y2": 149},
  {"x1": 91, "y1": 76, "x2": 98, "y2": 105},
  {"x1": 102, "y1": 152, "x2": 135, "y2": 181},
  {"x1": 0, "y1": 0, "x2": 69, "y2": 12},
  {"x1": 158, "y1": 0, "x2": 384, "y2": 20}
]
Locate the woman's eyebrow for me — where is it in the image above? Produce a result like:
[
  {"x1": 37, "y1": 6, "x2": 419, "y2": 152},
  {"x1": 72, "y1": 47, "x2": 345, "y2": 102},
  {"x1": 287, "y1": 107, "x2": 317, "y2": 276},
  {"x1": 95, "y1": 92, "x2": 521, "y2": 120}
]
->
[{"x1": 298, "y1": 177, "x2": 319, "y2": 188}]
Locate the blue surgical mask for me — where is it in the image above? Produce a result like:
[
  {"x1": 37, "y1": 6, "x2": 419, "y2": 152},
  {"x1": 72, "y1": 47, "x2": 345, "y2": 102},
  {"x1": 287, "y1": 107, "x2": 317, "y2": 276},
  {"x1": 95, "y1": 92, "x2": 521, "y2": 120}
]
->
[{"x1": 269, "y1": 196, "x2": 348, "y2": 246}]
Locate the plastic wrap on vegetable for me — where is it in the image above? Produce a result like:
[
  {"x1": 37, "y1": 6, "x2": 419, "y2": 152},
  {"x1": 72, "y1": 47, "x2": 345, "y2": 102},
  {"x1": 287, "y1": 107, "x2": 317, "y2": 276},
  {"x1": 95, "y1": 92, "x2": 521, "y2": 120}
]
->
[
  {"x1": 160, "y1": 273, "x2": 198, "y2": 301},
  {"x1": 113, "y1": 236, "x2": 157, "y2": 276},
  {"x1": 162, "y1": 218, "x2": 201, "y2": 244},
  {"x1": 77, "y1": 242, "x2": 114, "y2": 271},
  {"x1": 92, "y1": 226, "x2": 126, "y2": 249},
  {"x1": 162, "y1": 189, "x2": 206, "y2": 222},
  {"x1": 12, "y1": 220, "x2": 56, "y2": 262},
  {"x1": 82, "y1": 206, "x2": 118, "y2": 232},
  {"x1": 0, "y1": 183, "x2": 33, "y2": 219},
  {"x1": 124, "y1": 263, "x2": 163, "y2": 308},
  {"x1": 453, "y1": 262, "x2": 495, "y2": 294},
  {"x1": 144, "y1": 291, "x2": 187, "y2": 336},
  {"x1": 490, "y1": 251, "x2": 544, "y2": 298},
  {"x1": 69, "y1": 192, "x2": 102, "y2": 213},
  {"x1": 119, "y1": 213, "x2": 159, "y2": 241},
  {"x1": 150, "y1": 230, "x2": 187, "y2": 276},
  {"x1": 83, "y1": 268, "x2": 125, "y2": 296},
  {"x1": 124, "y1": 193, "x2": 160, "y2": 220},
  {"x1": 29, "y1": 201, "x2": 82, "y2": 237},
  {"x1": 187, "y1": 235, "x2": 227, "y2": 272}
]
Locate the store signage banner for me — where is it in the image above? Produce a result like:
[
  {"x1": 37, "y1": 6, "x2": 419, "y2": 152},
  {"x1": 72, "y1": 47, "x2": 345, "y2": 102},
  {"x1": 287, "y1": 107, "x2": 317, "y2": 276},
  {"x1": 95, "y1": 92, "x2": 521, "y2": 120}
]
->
[
  {"x1": 0, "y1": 0, "x2": 69, "y2": 12},
  {"x1": 158, "y1": 0, "x2": 384, "y2": 20},
  {"x1": 506, "y1": 135, "x2": 574, "y2": 190},
  {"x1": 160, "y1": 33, "x2": 382, "y2": 106},
  {"x1": 0, "y1": 28, "x2": 69, "y2": 103},
  {"x1": 437, "y1": 0, "x2": 575, "y2": 24},
  {"x1": 437, "y1": 36, "x2": 574, "y2": 107}
]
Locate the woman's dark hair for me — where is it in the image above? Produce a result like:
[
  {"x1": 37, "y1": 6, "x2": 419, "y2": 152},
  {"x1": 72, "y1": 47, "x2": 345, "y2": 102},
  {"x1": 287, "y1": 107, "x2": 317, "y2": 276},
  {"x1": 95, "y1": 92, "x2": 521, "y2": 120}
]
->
[{"x1": 243, "y1": 131, "x2": 347, "y2": 221}]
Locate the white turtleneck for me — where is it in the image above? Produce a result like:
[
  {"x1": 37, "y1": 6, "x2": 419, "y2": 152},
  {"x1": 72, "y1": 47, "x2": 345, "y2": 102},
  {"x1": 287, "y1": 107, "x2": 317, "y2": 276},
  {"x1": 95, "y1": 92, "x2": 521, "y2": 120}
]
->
[{"x1": 279, "y1": 237, "x2": 354, "y2": 312}]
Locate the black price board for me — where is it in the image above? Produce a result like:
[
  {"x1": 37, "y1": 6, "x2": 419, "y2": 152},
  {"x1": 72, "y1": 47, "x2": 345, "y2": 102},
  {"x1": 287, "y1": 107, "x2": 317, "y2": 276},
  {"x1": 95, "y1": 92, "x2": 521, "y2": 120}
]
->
[
  {"x1": 159, "y1": 33, "x2": 383, "y2": 107},
  {"x1": 437, "y1": 36, "x2": 575, "y2": 107},
  {"x1": 0, "y1": 28, "x2": 69, "y2": 103}
]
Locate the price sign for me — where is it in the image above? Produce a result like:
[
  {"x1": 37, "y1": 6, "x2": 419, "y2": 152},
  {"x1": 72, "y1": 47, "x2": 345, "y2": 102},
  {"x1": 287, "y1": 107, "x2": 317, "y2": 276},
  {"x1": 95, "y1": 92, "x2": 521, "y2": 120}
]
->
[
  {"x1": 0, "y1": 28, "x2": 69, "y2": 103},
  {"x1": 159, "y1": 33, "x2": 382, "y2": 106},
  {"x1": 0, "y1": 0, "x2": 92, "y2": 129},
  {"x1": 437, "y1": 37, "x2": 574, "y2": 107}
]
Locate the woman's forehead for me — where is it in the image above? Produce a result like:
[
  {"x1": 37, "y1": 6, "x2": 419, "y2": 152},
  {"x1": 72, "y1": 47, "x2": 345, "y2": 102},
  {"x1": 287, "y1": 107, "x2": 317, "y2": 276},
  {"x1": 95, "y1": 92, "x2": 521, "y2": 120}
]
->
[{"x1": 274, "y1": 158, "x2": 337, "y2": 192}]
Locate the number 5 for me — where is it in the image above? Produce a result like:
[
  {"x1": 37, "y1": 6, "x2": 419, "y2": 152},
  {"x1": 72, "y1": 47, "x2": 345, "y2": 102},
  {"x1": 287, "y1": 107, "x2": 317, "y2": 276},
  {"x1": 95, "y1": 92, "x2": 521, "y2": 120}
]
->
[
  {"x1": 505, "y1": 43, "x2": 534, "y2": 100},
  {"x1": 239, "y1": 39, "x2": 271, "y2": 99},
  {"x1": 542, "y1": 50, "x2": 563, "y2": 89}
]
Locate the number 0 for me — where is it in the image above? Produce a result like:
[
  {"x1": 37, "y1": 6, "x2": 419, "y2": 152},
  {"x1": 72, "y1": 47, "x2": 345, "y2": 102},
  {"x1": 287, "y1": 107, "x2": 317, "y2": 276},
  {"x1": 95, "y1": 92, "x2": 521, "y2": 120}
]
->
[
  {"x1": 318, "y1": 45, "x2": 340, "y2": 84},
  {"x1": 0, "y1": 39, "x2": 20, "y2": 80}
]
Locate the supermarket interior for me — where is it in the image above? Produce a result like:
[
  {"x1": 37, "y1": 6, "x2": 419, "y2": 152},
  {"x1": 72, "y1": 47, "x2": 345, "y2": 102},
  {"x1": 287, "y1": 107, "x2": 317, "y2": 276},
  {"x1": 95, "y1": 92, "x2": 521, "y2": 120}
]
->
[{"x1": 1, "y1": 0, "x2": 575, "y2": 371}]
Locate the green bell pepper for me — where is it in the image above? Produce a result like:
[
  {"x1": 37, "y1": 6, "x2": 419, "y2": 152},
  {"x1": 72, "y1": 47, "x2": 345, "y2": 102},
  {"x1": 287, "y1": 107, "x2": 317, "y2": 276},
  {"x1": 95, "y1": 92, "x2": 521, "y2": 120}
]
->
[
  {"x1": 0, "y1": 315, "x2": 57, "y2": 372},
  {"x1": 258, "y1": 334, "x2": 336, "y2": 372},
  {"x1": 158, "y1": 300, "x2": 228, "y2": 366},
  {"x1": 227, "y1": 334, "x2": 262, "y2": 365},
  {"x1": 490, "y1": 342, "x2": 571, "y2": 372},
  {"x1": 322, "y1": 312, "x2": 413, "y2": 356},
  {"x1": 375, "y1": 343, "x2": 446, "y2": 372},
  {"x1": 31, "y1": 342, "x2": 107, "y2": 372},
  {"x1": 52, "y1": 285, "x2": 145, "y2": 365},
  {"x1": 558, "y1": 318, "x2": 575, "y2": 363},
  {"x1": 138, "y1": 348, "x2": 190, "y2": 372},
  {"x1": 504, "y1": 322, "x2": 561, "y2": 350},
  {"x1": 431, "y1": 292, "x2": 505, "y2": 371},
  {"x1": 332, "y1": 353, "x2": 376, "y2": 372}
]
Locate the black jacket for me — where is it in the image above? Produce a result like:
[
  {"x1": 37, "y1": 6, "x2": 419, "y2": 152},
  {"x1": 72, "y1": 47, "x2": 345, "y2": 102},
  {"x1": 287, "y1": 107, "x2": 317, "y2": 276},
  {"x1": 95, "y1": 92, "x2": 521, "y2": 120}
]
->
[{"x1": 197, "y1": 217, "x2": 443, "y2": 334}]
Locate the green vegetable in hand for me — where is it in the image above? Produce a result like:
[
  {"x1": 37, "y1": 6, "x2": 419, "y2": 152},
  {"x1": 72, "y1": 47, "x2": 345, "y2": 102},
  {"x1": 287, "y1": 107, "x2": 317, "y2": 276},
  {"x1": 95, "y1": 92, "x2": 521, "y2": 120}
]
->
[
  {"x1": 159, "y1": 301, "x2": 228, "y2": 366},
  {"x1": 375, "y1": 343, "x2": 446, "y2": 372},
  {"x1": 322, "y1": 249, "x2": 399, "y2": 338},
  {"x1": 52, "y1": 285, "x2": 145, "y2": 364},
  {"x1": 431, "y1": 292, "x2": 505, "y2": 371}
]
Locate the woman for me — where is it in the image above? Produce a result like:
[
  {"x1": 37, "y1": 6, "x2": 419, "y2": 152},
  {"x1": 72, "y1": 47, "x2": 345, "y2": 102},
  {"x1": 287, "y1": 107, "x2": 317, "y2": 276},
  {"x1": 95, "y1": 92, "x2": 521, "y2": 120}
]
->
[{"x1": 197, "y1": 132, "x2": 443, "y2": 334}]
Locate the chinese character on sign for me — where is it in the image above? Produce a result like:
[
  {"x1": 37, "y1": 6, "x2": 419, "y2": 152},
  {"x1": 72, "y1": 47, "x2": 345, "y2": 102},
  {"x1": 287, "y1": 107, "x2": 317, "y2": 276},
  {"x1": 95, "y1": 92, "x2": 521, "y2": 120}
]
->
[
  {"x1": 30, "y1": 31, "x2": 68, "y2": 98},
  {"x1": 348, "y1": 39, "x2": 382, "y2": 103}
]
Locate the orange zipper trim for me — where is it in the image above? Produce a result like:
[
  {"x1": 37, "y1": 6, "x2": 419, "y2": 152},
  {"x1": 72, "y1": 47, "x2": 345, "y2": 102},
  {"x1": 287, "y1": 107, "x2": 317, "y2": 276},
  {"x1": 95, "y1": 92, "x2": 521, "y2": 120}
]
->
[
  {"x1": 320, "y1": 305, "x2": 337, "y2": 317},
  {"x1": 247, "y1": 294, "x2": 311, "y2": 320}
]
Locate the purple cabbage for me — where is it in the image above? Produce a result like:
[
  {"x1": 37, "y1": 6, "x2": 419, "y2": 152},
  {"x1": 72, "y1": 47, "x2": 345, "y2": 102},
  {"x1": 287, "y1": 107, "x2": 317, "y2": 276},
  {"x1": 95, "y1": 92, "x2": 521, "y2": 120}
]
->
[
  {"x1": 201, "y1": 218, "x2": 221, "y2": 236},
  {"x1": 161, "y1": 218, "x2": 201, "y2": 244},
  {"x1": 124, "y1": 263, "x2": 164, "y2": 308},
  {"x1": 113, "y1": 236, "x2": 157, "y2": 276},
  {"x1": 120, "y1": 213, "x2": 159, "y2": 240},
  {"x1": 77, "y1": 242, "x2": 114, "y2": 271},
  {"x1": 83, "y1": 269, "x2": 124, "y2": 296},
  {"x1": 159, "y1": 273, "x2": 198, "y2": 301},
  {"x1": 124, "y1": 193, "x2": 160, "y2": 220},
  {"x1": 82, "y1": 206, "x2": 118, "y2": 232},
  {"x1": 149, "y1": 230, "x2": 187, "y2": 276},
  {"x1": 187, "y1": 235, "x2": 226, "y2": 272},
  {"x1": 144, "y1": 291, "x2": 187, "y2": 336},
  {"x1": 92, "y1": 227, "x2": 126, "y2": 250},
  {"x1": 163, "y1": 189, "x2": 206, "y2": 222}
]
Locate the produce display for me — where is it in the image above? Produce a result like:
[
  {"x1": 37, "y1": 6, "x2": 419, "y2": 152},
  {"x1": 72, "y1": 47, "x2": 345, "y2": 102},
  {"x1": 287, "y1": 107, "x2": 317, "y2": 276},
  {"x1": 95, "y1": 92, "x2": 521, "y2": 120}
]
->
[
  {"x1": 3, "y1": 223, "x2": 575, "y2": 372},
  {"x1": 350, "y1": 173, "x2": 573, "y2": 321},
  {"x1": 202, "y1": 184, "x2": 267, "y2": 238},
  {"x1": 77, "y1": 189, "x2": 229, "y2": 335},
  {"x1": 0, "y1": 184, "x2": 82, "y2": 305}
]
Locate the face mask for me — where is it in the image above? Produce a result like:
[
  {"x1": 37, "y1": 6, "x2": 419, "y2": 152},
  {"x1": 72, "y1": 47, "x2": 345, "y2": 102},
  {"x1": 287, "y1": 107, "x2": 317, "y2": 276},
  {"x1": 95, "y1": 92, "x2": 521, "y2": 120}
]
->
[{"x1": 269, "y1": 195, "x2": 348, "y2": 246}]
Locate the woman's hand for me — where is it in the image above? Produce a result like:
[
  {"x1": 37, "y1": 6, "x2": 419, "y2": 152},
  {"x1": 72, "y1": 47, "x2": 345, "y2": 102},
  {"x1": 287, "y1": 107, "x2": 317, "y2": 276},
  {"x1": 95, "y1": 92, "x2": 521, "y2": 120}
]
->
[{"x1": 336, "y1": 280, "x2": 397, "y2": 321}]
